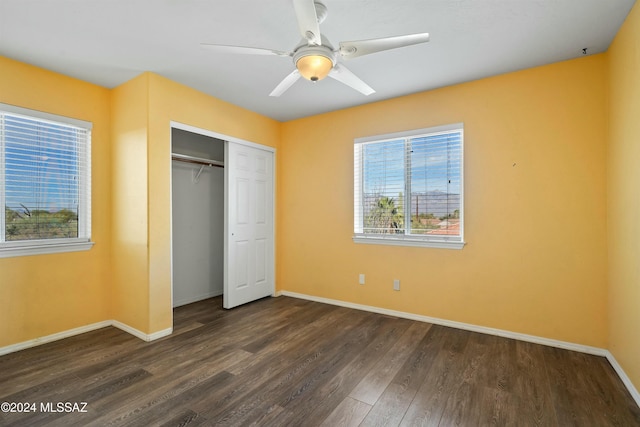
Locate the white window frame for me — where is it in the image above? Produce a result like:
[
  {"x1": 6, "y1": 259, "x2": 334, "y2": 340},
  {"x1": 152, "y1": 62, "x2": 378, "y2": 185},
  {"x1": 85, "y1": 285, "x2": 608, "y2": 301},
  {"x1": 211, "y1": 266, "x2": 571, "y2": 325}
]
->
[
  {"x1": 0, "y1": 103, "x2": 93, "y2": 258},
  {"x1": 353, "y1": 123, "x2": 465, "y2": 250}
]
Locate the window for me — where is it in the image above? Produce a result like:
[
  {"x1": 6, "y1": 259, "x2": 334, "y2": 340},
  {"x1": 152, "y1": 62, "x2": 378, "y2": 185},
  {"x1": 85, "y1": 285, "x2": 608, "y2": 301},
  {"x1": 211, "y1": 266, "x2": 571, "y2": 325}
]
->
[
  {"x1": 354, "y1": 123, "x2": 464, "y2": 249},
  {"x1": 0, "y1": 103, "x2": 93, "y2": 258}
]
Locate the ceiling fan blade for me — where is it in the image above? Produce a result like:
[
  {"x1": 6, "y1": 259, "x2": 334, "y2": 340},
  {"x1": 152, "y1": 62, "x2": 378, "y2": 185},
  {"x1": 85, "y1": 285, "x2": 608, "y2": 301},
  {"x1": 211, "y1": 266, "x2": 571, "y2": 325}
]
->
[
  {"x1": 270, "y1": 70, "x2": 302, "y2": 97},
  {"x1": 339, "y1": 33, "x2": 429, "y2": 60},
  {"x1": 328, "y1": 64, "x2": 375, "y2": 96},
  {"x1": 201, "y1": 43, "x2": 291, "y2": 57},
  {"x1": 293, "y1": 0, "x2": 322, "y2": 45}
]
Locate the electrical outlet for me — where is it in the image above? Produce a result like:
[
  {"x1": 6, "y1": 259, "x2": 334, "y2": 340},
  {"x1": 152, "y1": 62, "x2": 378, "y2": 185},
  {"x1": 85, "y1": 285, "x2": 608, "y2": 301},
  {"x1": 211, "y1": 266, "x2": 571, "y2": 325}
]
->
[
  {"x1": 393, "y1": 279, "x2": 400, "y2": 291},
  {"x1": 359, "y1": 274, "x2": 365, "y2": 285}
]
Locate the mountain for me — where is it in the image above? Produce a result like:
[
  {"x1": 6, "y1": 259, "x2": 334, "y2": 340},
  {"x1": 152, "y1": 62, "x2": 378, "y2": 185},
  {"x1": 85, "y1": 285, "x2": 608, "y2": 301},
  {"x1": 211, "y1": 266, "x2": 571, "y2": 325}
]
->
[{"x1": 363, "y1": 190, "x2": 460, "y2": 217}]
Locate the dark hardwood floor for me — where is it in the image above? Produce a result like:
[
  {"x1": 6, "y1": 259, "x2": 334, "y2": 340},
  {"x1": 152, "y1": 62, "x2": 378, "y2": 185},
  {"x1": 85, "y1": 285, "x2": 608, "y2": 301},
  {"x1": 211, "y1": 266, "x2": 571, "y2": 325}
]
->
[{"x1": 1, "y1": 296, "x2": 639, "y2": 426}]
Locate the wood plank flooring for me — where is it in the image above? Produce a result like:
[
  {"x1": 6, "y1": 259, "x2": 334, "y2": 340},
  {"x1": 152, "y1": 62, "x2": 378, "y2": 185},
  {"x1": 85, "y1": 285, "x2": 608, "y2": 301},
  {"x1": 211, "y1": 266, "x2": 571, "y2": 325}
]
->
[{"x1": 1, "y1": 296, "x2": 638, "y2": 426}]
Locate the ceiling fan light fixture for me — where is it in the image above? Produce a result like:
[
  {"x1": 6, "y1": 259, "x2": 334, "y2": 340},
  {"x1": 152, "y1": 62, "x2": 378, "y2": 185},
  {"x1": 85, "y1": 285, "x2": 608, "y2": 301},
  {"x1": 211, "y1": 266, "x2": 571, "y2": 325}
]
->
[{"x1": 296, "y1": 53, "x2": 333, "y2": 81}]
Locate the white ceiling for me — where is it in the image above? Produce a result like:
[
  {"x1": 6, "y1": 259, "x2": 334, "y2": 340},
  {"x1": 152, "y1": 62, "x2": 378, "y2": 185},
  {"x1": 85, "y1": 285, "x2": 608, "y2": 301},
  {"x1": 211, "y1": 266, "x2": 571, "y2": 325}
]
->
[{"x1": 0, "y1": 0, "x2": 636, "y2": 122}]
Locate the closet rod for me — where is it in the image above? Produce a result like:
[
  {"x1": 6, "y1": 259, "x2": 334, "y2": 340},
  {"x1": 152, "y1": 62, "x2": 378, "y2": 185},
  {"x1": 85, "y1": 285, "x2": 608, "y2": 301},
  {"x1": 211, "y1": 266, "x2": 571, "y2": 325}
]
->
[{"x1": 171, "y1": 153, "x2": 224, "y2": 168}]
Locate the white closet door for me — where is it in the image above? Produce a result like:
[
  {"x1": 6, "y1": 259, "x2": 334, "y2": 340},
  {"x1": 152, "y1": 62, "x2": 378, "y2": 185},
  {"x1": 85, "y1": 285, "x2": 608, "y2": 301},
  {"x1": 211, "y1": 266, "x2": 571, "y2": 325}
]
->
[{"x1": 224, "y1": 141, "x2": 274, "y2": 309}]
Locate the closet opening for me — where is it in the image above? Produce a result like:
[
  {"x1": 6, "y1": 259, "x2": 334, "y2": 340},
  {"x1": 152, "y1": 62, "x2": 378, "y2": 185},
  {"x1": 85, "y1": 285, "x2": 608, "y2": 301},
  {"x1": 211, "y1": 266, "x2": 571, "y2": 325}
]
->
[{"x1": 171, "y1": 127, "x2": 225, "y2": 308}]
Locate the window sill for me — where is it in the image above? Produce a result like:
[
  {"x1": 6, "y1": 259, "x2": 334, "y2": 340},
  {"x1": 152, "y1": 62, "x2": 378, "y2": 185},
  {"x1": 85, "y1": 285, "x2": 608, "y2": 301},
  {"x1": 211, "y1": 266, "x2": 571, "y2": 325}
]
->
[
  {"x1": 0, "y1": 240, "x2": 95, "y2": 258},
  {"x1": 353, "y1": 235, "x2": 465, "y2": 250}
]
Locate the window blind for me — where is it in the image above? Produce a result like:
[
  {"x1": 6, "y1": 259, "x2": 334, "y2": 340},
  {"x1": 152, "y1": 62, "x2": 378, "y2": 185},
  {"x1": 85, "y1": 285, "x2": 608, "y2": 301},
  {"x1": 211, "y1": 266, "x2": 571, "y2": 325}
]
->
[
  {"x1": 407, "y1": 130, "x2": 462, "y2": 237},
  {"x1": 354, "y1": 124, "x2": 463, "y2": 247},
  {"x1": 1, "y1": 106, "x2": 91, "y2": 245}
]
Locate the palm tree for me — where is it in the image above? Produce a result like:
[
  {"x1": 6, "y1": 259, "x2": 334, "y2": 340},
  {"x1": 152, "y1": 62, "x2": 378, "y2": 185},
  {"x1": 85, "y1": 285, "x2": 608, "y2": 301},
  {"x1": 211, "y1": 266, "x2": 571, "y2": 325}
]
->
[{"x1": 365, "y1": 196, "x2": 404, "y2": 234}]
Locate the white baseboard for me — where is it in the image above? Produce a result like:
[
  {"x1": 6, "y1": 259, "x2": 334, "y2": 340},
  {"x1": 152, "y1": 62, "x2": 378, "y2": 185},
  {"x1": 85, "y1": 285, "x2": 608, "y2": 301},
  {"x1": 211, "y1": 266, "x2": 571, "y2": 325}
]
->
[
  {"x1": 111, "y1": 321, "x2": 173, "y2": 342},
  {"x1": 604, "y1": 351, "x2": 640, "y2": 407},
  {"x1": 0, "y1": 320, "x2": 112, "y2": 356},
  {"x1": 0, "y1": 320, "x2": 172, "y2": 356},
  {"x1": 278, "y1": 290, "x2": 640, "y2": 408},
  {"x1": 278, "y1": 291, "x2": 606, "y2": 355}
]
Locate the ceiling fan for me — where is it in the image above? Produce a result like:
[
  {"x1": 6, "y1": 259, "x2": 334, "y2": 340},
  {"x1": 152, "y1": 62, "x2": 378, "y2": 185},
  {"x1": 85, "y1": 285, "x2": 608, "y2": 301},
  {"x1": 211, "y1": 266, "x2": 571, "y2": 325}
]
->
[{"x1": 201, "y1": 0, "x2": 429, "y2": 97}]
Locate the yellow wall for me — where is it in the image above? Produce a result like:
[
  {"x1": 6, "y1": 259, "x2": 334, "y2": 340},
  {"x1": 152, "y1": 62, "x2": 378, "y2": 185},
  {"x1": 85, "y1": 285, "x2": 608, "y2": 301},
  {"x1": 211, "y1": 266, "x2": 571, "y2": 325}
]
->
[
  {"x1": 607, "y1": 1, "x2": 640, "y2": 393},
  {"x1": 110, "y1": 73, "x2": 151, "y2": 332},
  {"x1": 279, "y1": 55, "x2": 609, "y2": 347},
  {"x1": 0, "y1": 56, "x2": 111, "y2": 347}
]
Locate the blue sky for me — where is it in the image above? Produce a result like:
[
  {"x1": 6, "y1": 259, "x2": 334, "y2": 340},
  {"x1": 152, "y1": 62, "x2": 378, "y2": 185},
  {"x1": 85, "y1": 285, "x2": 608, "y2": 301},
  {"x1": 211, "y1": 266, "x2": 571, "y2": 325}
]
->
[
  {"x1": 362, "y1": 131, "x2": 462, "y2": 198},
  {"x1": 3, "y1": 114, "x2": 80, "y2": 214}
]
